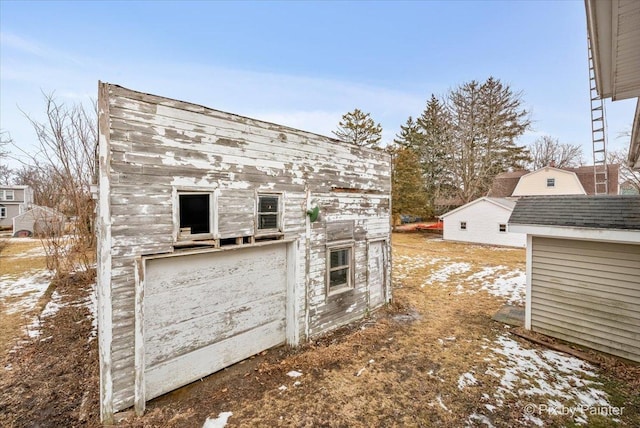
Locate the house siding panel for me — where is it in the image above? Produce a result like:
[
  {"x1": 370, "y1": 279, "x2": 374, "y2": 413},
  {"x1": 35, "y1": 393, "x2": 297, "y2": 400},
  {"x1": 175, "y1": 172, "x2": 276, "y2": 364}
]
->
[{"x1": 530, "y1": 237, "x2": 640, "y2": 362}]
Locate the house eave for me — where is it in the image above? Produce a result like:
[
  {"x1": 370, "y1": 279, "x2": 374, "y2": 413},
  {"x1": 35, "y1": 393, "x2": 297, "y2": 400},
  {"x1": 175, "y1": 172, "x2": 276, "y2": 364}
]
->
[{"x1": 508, "y1": 223, "x2": 640, "y2": 244}]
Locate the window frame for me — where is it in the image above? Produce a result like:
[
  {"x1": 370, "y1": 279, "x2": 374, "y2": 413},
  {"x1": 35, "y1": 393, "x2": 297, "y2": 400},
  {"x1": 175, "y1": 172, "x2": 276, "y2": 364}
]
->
[
  {"x1": 326, "y1": 241, "x2": 355, "y2": 296},
  {"x1": 4, "y1": 190, "x2": 14, "y2": 201},
  {"x1": 256, "y1": 193, "x2": 282, "y2": 236},
  {"x1": 498, "y1": 223, "x2": 507, "y2": 233},
  {"x1": 546, "y1": 178, "x2": 555, "y2": 188},
  {"x1": 174, "y1": 189, "x2": 216, "y2": 242},
  {"x1": 0, "y1": 205, "x2": 5, "y2": 218},
  {"x1": 460, "y1": 221, "x2": 467, "y2": 231}
]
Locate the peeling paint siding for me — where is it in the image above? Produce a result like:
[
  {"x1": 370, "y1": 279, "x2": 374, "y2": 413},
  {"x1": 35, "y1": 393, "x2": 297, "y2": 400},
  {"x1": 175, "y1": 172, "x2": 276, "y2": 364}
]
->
[{"x1": 97, "y1": 83, "x2": 391, "y2": 418}]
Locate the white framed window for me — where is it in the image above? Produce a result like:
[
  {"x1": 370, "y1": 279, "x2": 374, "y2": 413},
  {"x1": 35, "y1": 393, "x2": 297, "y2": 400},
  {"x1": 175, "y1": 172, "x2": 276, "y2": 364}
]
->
[
  {"x1": 0, "y1": 206, "x2": 5, "y2": 218},
  {"x1": 547, "y1": 178, "x2": 555, "y2": 188},
  {"x1": 326, "y1": 243, "x2": 354, "y2": 296},
  {"x1": 460, "y1": 221, "x2": 467, "y2": 230},
  {"x1": 176, "y1": 191, "x2": 214, "y2": 240},
  {"x1": 498, "y1": 223, "x2": 507, "y2": 233},
  {"x1": 256, "y1": 193, "x2": 281, "y2": 233},
  {"x1": 5, "y1": 190, "x2": 14, "y2": 201}
]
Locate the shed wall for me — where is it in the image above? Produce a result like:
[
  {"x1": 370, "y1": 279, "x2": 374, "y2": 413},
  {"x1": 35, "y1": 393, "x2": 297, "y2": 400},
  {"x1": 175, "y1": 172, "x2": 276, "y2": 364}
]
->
[
  {"x1": 530, "y1": 236, "x2": 640, "y2": 362},
  {"x1": 97, "y1": 83, "x2": 391, "y2": 417}
]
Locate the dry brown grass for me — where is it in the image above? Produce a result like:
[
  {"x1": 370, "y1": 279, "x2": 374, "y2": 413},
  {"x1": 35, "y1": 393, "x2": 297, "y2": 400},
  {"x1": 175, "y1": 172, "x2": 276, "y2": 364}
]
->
[
  {"x1": 0, "y1": 239, "x2": 50, "y2": 355},
  {"x1": 1, "y1": 233, "x2": 637, "y2": 427}
]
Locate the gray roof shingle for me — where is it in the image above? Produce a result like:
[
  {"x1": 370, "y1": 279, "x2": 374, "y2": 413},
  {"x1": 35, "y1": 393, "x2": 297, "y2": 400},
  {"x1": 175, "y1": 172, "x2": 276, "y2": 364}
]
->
[{"x1": 508, "y1": 195, "x2": 640, "y2": 230}]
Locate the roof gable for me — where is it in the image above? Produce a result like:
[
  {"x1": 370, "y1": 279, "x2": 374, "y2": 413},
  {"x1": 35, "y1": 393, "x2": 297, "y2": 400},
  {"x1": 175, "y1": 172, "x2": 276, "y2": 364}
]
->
[{"x1": 440, "y1": 197, "x2": 515, "y2": 219}]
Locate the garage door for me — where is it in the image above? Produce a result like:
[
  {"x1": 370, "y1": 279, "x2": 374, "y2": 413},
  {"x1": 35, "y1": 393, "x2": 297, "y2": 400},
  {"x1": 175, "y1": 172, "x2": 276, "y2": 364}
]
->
[{"x1": 142, "y1": 243, "x2": 287, "y2": 400}]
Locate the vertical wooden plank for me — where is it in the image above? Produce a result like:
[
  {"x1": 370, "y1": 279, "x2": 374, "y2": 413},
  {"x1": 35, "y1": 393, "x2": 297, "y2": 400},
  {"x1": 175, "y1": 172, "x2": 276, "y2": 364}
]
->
[
  {"x1": 97, "y1": 81, "x2": 114, "y2": 423},
  {"x1": 134, "y1": 258, "x2": 146, "y2": 416},
  {"x1": 286, "y1": 240, "x2": 299, "y2": 345},
  {"x1": 525, "y1": 234, "x2": 533, "y2": 330},
  {"x1": 213, "y1": 188, "x2": 220, "y2": 239}
]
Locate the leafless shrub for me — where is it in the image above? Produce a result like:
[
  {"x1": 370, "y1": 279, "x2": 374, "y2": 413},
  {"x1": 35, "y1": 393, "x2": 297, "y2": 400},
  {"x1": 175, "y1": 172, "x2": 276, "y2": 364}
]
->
[{"x1": 14, "y1": 93, "x2": 96, "y2": 275}]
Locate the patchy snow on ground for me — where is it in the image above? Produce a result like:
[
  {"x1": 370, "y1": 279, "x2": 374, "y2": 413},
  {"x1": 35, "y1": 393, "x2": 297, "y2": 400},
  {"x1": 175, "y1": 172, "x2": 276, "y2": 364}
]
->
[
  {"x1": 481, "y1": 334, "x2": 612, "y2": 426},
  {"x1": 393, "y1": 254, "x2": 449, "y2": 282},
  {"x1": 203, "y1": 412, "x2": 233, "y2": 428},
  {"x1": 458, "y1": 372, "x2": 478, "y2": 390},
  {"x1": 451, "y1": 266, "x2": 526, "y2": 306},
  {"x1": 421, "y1": 262, "x2": 471, "y2": 288},
  {"x1": 0, "y1": 270, "x2": 54, "y2": 315},
  {"x1": 5, "y1": 243, "x2": 48, "y2": 259},
  {"x1": 287, "y1": 370, "x2": 303, "y2": 378},
  {"x1": 479, "y1": 270, "x2": 526, "y2": 305},
  {"x1": 24, "y1": 290, "x2": 64, "y2": 339},
  {"x1": 86, "y1": 281, "x2": 98, "y2": 341}
]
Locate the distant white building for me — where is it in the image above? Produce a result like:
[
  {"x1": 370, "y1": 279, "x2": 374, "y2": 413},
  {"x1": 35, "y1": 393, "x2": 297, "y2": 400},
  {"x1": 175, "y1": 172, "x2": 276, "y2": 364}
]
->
[
  {"x1": 440, "y1": 197, "x2": 525, "y2": 248},
  {"x1": 12, "y1": 205, "x2": 65, "y2": 237}
]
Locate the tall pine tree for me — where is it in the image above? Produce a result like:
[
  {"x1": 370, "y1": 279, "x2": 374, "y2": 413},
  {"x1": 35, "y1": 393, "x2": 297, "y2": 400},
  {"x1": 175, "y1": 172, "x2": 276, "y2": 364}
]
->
[{"x1": 333, "y1": 108, "x2": 383, "y2": 148}]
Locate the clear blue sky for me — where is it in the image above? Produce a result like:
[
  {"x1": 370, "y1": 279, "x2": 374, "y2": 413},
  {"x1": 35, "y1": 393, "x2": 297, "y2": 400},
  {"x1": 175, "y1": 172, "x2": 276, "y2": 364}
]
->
[{"x1": 1, "y1": 0, "x2": 636, "y2": 166}]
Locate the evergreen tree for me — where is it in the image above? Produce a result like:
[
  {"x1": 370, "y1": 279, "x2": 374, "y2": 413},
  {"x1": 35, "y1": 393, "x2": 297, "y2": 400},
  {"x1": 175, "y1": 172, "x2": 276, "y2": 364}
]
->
[
  {"x1": 391, "y1": 146, "x2": 430, "y2": 221},
  {"x1": 416, "y1": 95, "x2": 452, "y2": 213},
  {"x1": 333, "y1": 108, "x2": 383, "y2": 148}
]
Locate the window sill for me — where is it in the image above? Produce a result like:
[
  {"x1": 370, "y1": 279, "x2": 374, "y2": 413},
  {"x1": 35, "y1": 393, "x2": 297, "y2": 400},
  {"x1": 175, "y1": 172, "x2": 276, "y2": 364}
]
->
[{"x1": 327, "y1": 285, "x2": 354, "y2": 298}]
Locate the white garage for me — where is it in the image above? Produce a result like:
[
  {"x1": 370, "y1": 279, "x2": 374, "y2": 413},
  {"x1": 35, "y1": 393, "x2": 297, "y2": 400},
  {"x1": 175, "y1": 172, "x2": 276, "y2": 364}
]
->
[
  {"x1": 138, "y1": 242, "x2": 290, "y2": 404},
  {"x1": 509, "y1": 196, "x2": 640, "y2": 363}
]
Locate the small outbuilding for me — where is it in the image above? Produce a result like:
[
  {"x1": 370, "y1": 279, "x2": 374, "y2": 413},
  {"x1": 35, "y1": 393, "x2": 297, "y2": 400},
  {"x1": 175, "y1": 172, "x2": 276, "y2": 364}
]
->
[
  {"x1": 509, "y1": 195, "x2": 640, "y2": 363},
  {"x1": 96, "y1": 83, "x2": 392, "y2": 421},
  {"x1": 440, "y1": 197, "x2": 525, "y2": 248},
  {"x1": 12, "y1": 205, "x2": 65, "y2": 237}
]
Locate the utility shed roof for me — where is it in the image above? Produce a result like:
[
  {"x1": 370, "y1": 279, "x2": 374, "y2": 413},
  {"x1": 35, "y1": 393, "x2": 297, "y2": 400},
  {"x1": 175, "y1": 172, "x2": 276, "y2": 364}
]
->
[{"x1": 509, "y1": 195, "x2": 640, "y2": 231}]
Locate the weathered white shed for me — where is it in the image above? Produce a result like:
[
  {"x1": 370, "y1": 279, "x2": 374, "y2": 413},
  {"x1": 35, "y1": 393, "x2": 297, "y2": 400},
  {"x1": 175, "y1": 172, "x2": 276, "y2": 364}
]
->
[
  {"x1": 509, "y1": 196, "x2": 640, "y2": 363},
  {"x1": 12, "y1": 205, "x2": 65, "y2": 237},
  {"x1": 96, "y1": 83, "x2": 392, "y2": 421},
  {"x1": 440, "y1": 197, "x2": 525, "y2": 248}
]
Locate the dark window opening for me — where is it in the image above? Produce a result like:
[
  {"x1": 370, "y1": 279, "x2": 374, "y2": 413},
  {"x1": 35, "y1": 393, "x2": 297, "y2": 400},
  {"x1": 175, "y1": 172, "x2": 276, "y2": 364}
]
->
[
  {"x1": 220, "y1": 237, "x2": 237, "y2": 246},
  {"x1": 243, "y1": 236, "x2": 252, "y2": 244},
  {"x1": 179, "y1": 194, "x2": 210, "y2": 235},
  {"x1": 258, "y1": 195, "x2": 279, "y2": 230},
  {"x1": 460, "y1": 221, "x2": 467, "y2": 230},
  {"x1": 547, "y1": 178, "x2": 555, "y2": 187},
  {"x1": 499, "y1": 223, "x2": 507, "y2": 233}
]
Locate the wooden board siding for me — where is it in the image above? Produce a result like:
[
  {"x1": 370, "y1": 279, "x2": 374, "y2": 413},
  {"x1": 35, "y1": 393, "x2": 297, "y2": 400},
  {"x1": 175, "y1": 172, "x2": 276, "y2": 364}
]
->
[
  {"x1": 97, "y1": 83, "x2": 391, "y2": 418},
  {"x1": 530, "y1": 237, "x2": 640, "y2": 362},
  {"x1": 143, "y1": 244, "x2": 287, "y2": 400}
]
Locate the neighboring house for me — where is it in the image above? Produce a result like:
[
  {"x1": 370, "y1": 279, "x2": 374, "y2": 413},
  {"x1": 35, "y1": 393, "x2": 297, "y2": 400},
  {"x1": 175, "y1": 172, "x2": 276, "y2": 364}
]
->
[
  {"x1": 12, "y1": 205, "x2": 65, "y2": 237},
  {"x1": 440, "y1": 197, "x2": 525, "y2": 247},
  {"x1": 509, "y1": 196, "x2": 640, "y2": 363},
  {"x1": 488, "y1": 164, "x2": 620, "y2": 198},
  {"x1": 440, "y1": 165, "x2": 618, "y2": 247},
  {"x1": 96, "y1": 83, "x2": 392, "y2": 421},
  {"x1": 0, "y1": 185, "x2": 33, "y2": 229},
  {"x1": 511, "y1": 167, "x2": 586, "y2": 196}
]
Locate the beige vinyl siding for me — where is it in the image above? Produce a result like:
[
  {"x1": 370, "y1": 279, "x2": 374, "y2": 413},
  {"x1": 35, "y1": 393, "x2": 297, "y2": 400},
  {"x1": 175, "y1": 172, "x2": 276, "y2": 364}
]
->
[{"x1": 530, "y1": 237, "x2": 640, "y2": 362}]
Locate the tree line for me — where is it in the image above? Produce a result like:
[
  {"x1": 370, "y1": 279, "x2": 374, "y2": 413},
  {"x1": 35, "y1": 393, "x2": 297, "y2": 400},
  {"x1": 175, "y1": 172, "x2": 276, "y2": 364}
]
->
[{"x1": 333, "y1": 76, "x2": 607, "y2": 220}]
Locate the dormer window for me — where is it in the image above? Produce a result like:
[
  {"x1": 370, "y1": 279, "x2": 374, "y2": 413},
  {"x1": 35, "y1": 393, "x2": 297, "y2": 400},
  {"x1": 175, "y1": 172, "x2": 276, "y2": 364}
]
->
[{"x1": 546, "y1": 178, "x2": 555, "y2": 188}]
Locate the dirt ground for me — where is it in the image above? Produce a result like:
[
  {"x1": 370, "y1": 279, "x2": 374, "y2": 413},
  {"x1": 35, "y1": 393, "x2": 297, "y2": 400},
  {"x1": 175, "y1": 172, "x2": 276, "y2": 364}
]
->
[{"x1": 0, "y1": 233, "x2": 638, "y2": 427}]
